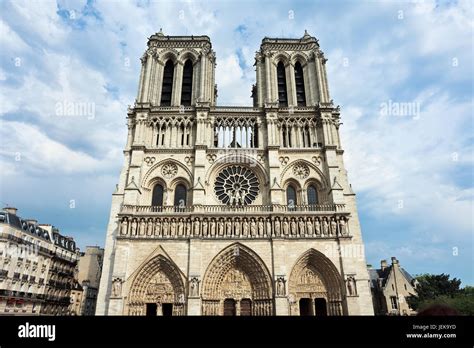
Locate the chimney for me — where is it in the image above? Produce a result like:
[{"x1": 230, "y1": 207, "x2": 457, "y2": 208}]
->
[
  {"x1": 3, "y1": 207, "x2": 17, "y2": 215},
  {"x1": 391, "y1": 256, "x2": 399, "y2": 266},
  {"x1": 25, "y1": 219, "x2": 38, "y2": 225},
  {"x1": 380, "y1": 259, "x2": 388, "y2": 271}
]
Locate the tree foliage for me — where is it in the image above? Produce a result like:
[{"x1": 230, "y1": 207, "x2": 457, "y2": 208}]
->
[{"x1": 406, "y1": 274, "x2": 473, "y2": 315}]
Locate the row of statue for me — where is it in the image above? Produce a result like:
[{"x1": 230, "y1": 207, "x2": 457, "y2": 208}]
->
[{"x1": 119, "y1": 215, "x2": 350, "y2": 238}]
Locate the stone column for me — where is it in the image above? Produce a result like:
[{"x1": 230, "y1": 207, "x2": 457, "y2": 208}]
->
[{"x1": 287, "y1": 63, "x2": 297, "y2": 107}]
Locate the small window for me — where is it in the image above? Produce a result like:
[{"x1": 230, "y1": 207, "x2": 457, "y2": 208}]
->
[{"x1": 390, "y1": 296, "x2": 398, "y2": 310}]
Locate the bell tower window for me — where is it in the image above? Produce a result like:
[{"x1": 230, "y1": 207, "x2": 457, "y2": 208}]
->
[
  {"x1": 277, "y1": 62, "x2": 288, "y2": 107},
  {"x1": 294, "y1": 61, "x2": 306, "y2": 106},
  {"x1": 181, "y1": 59, "x2": 193, "y2": 106},
  {"x1": 161, "y1": 60, "x2": 174, "y2": 106}
]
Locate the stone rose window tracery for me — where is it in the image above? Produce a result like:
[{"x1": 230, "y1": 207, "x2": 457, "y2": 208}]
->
[
  {"x1": 161, "y1": 163, "x2": 178, "y2": 179},
  {"x1": 214, "y1": 166, "x2": 259, "y2": 205}
]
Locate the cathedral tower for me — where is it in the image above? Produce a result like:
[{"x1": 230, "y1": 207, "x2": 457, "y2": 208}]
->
[{"x1": 96, "y1": 31, "x2": 374, "y2": 316}]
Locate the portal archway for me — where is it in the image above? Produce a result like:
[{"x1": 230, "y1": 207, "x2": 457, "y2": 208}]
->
[
  {"x1": 128, "y1": 255, "x2": 186, "y2": 315},
  {"x1": 201, "y1": 243, "x2": 273, "y2": 315},
  {"x1": 289, "y1": 249, "x2": 344, "y2": 316}
]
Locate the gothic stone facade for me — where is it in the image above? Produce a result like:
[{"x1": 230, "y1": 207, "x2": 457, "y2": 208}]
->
[{"x1": 96, "y1": 31, "x2": 374, "y2": 316}]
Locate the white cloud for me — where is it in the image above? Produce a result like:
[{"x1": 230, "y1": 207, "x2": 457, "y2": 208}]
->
[{"x1": 0, "y1": 121, "x2": 102, "y2": 174}]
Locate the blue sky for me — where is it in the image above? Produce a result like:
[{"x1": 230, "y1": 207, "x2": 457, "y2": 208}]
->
[{"x1": 0, "y1": 0, "x2": 472, "y2": 284}]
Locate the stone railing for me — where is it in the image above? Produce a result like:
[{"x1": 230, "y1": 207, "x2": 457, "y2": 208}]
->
[
  {"x1": 120, "y1": 204, "x2": 346, "y2": 215},
  {"x1": 116, "y1": 205, "x2": 350, "y2": 240}
]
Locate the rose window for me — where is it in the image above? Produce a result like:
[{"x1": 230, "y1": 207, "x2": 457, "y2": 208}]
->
[{"x1": 214, "y1": 166, "x2": 259, "y2": 205}]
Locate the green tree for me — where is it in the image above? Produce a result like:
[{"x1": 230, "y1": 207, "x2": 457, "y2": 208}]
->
[{"x1": 406, "y1": 274, "x2": 474, "y2": 314}]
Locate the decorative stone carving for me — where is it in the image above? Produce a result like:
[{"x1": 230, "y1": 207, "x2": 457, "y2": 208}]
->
[
  {"x1": 293, "y1": 162, "x2": 310, "y2": 179},
  {"x1": 346, "y1": 276, "x2": 357, "y2": 296},
  {"x1": 279, "y1": 156, "x2": 289, "y2": 166},
  {"x1": 189, "y1": 276, "x2": 200, "y2": 297},
  {"x1": 276, "y1": 276, "x2": 286, "y2": 296},
  {"x1": 184, "y1": 156, "x2": 194, "y2": 166},
  {"x1": 206, "y1": 154, "x2": 217, "y2": 163},
  {"x1": 144, "y1": 156, "x2": 156, "y2": 166},
  {"x1": 112, "y1": 278, "x2": 122, "y2": 297},
  {"x1": 161, "y1": 163, "x2": 178, "y2": 179}
]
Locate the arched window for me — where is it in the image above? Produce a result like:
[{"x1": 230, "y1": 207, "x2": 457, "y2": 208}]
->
[
  {"x1": 160, "y1": 60, "x2": 174, "y2": 106},
  {"x1": 181, "y1": 59, "x2": 193, "y2": 106},
  {"x1": 151, "y1": 184, "x2": 164, "y2": 207},
  {"x1": 277, "y1": 62, "x2": 288, "y2": 107},
  {"x1": 307, "y1": 185, "x2": 318, "y2": 205},
  {"x1": 294, "y1": 61, "x2": 306, "y2": 106},
  {"x1": 174, "y1": 184, "x2": 187, "y2": 208},
  {"x1": 286, "y1": 185, "x2": 297, "y2": 208}
]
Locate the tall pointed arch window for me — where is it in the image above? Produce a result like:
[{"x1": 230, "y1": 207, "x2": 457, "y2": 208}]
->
[
  {"x1": 307, "y1": 185, "x2": 318, "y2": 205},
  {"x1": 174, "y1": 184, "x2": 187, "y2": 208},
  {"x1": 151, "y1": 184, "x2": 164, "y2": 207},
  {"x1": 181, "y1": 59, "x2": 193, "y2": 106},
  {"x1": 286, "y1": 185, "x2": 297, "y2": 209},
  {"x1": 277, "y1": 62, "x2": 288, "y2": 107},
  {"x1": 160, "y1": 60, "x2": 174, "y2": 106},
  {"x1": 294, "y1": 61, "x2": 306, "y2": 106}
]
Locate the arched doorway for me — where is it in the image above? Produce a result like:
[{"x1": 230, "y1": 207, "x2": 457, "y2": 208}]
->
[
  {"x1": 128, "y1": 255, "x2": 186, "y2": 316},
  {"x1": 201, "y1": 243, "x2": 273, "y2": 316},
  {"x1": 289, "y1": 249, "x2": 344, "y2": 316}
]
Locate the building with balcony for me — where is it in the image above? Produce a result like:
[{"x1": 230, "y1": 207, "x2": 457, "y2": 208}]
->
[
  {"x1": 96, "y1": 31, "x2": 374, "y2": 316},
  {"x1": 0, "y1": 207, "x2": 79, "y2": 315}
]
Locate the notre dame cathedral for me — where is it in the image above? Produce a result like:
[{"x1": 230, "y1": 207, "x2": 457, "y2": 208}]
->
[{"x1": 96, "y1": 30, "x2": 374, "y2": 316}]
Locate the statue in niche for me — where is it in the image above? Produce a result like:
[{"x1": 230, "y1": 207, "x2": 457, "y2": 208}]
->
[
  {"x1": 186, "y1": 218, "x2": 192, "y2": 237},
  {"x1": 193, "y1": 218, "x2": 200, "y2": 237},
  {"x1": 298, "y1": 217, "x2": 306, "y2": 237},
  {"x1": 322, "y1": 217, "x2": 329, "y2": 236},
  {"x1": 225, "y1": 219, "x2": 232, "y2": 237},
  {"x1": 234, "y1": 218, "x2": 241, "y2": 237},
  {"x1": 131, "y1": 219, "x2": 137, "y2": 236},
  {"x1": 163, "y1": 219, "x2": 169, "y2": 237},
  {"x1": 250, "y1": 218, "x2": 257, "y2": 237},
  {"x1": 347, "y1": 276, "x2": 357, "y2": 296},
  {"x1": 112, "y1": 278, "x2": 122, "y2": 297},
  {"x1": 276, "y1": 277, "x2": 286, "y2": 296},
  {"x1": 210, "y1": 218, "x2": 216, "y2": 237},
  {"x1": 170, "y1": 219, "x2": 176, "y2": 237},
  {"x1": 258, "y1": 218, "x2": 264, "y2": 237},
  {"x1": 290, "y1": 218, "x2": 297, "y2": 237},
  {"x1": 218, "y1": 218, "x2": 224, "y2": 236},
  {"x1": 315, "y1": 218, "x2": 321, "y2": 236},
  {"x1": 155, "y1": 219, "x2": 162, "y2": 237},
  {"x1": 266, "y1": 217, "x2": 272, "y2": 237},
  {"x1": 147, "y1": 218, "x2": 153, "y2": 236},
  {"x1": 139, "y1": 219, "x2": 146, "y2": 235},
  {"x1": 189, "y1": 277, "x2": 200, "y2": 297},
  {"x1": 339, "y1": 217, "x2": 348, "y2": 236},
  {"x1": 306, "y1": 217, "x2": 313, "y2": 236},
  {"x1": 282, "y1": 218, "x2": 289, "y2": 236},
  {"x1": 202, "y1": 219, "x2": 208, "y2": 237},
  {"x1": 120, "y1": 219, "x2": 128, "y2": 236},
  {"x1": 242, "y1": 218, "x2": 249, "y2": 237},
  {"x1": 178, "y1": 218, "x2": 184, "y2": 237},
  {"x1": 330, "y1": 217, "x2": 337, "y2": 237},
  {"x1": 274, "y1": 218, "x2": 281, "y2": 236}
]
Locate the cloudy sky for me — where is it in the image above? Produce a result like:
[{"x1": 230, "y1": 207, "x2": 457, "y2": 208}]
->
[{"x1": 0, "y1": 0, "x2": 472, "y2": 284}]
